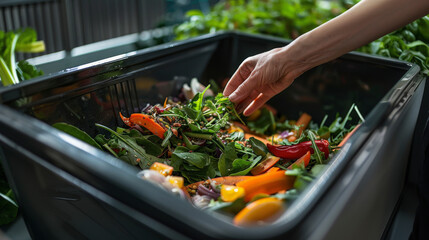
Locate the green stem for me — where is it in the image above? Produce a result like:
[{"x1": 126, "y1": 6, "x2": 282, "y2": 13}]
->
[
  {"x1": 308, "y1": 130, "x2": 323, "y2": 165},
  {"x1": 15, "y1": 41, "x2": 45, "y2": 53},
  {"x1": 320, "y1": 114, "x2": 328, "y2": 127},
  {"x1": 339, "y1": 103, "x2": 355, "y2": 130},
  {"x1": 183, "y1": 131, "x2": 213, "y2": 140},
  {"x1": 7, "y1": 34, "x2": 19, "y2": 84},
  {"x1": 354, "y1": 105, "x2": 365, "y2": 122},
  {"x1": 0, "y1": 57, "x2": 15, "y2": 86}
]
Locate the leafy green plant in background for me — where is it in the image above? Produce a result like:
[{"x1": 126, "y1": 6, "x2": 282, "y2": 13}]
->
[
  {"x1": 0, "y1": 28, "x2": 45, "y2": 226},
  {"x1": 0, "y1": 166, "x2": 18, "y2": 226},
  {"x1": 0, "y1": 28, "x2": 45, "y2": 87},
  {"x1": 175, "y1": 0, "x2": 429, "y2": 76},
  {"x1": 175, "y1": 0, "x2": 344, "y2": 40},
  {"x1": 359, "y1": 16, "x2": 429, "y2": 75}
]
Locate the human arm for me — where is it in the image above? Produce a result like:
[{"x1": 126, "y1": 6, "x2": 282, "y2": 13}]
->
[{"x1": 223, "y1": 0, "x2": 429, "y2": 116}]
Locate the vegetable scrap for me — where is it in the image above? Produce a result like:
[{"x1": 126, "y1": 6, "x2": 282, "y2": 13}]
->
[{"x1": 55, "y1": 79, "x2": 363, "y2": 227}]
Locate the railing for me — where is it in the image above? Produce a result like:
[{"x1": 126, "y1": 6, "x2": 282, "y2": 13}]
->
[{"x1": 0, "y1": 0, "x2": 217, "y2": 61}]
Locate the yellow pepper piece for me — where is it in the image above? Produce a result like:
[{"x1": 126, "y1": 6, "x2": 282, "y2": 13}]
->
[
  {"x1": 227, "y1": 124, "x2": 244, "y2": 134},
  {"x1": 233, "y1": 197, "x2": 284, "y2": 226},
  {"x1": 221, "y1": 185, "x2": 245, "y2": 202},
  {"x1": 167, "y1": 176, "x2": 184, "y2": 188},
  {"x1": 150, "y1": 162, "x2": 173, "y2": 176}
]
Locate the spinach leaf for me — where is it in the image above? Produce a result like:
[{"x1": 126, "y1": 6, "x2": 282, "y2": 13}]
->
[
  {"x1": 183, "y1": 105, "x2": 199, "y2": 120},
  {"x1": 135, "y1": 136, "x2": 163, "y2": 156},
  {"x1": 161, "y1": 129, "x2": 173, "y2": 147},
  {"x1": 172, "y1": 146, "x2": 210, "y2": 168},
  {"x1": 248, "y1": 137, "x2": 268, "y2": 157},
  {"x1": 218, "y1": 142, "x2": 237, "y2": 176},
  {"x1": 53, "y1": 122, "x2": 102, "y2": 150},
  {"x1": 96, "y1": 124, "x2": 161, "y2": 169},
  {"x1": 230, "y1": 156, "x2": 262, "y2": 176},
  {"x1": 247, "y1": 108, "x2": 276, "y2": 135},
  {"x1": 226, "y1": 131, "x2": 244, "y2": 141}
]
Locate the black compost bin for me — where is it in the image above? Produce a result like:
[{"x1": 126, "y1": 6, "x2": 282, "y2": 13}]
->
[{"x1": 0, "y1": 32, "x2": 425, "y2": 240}]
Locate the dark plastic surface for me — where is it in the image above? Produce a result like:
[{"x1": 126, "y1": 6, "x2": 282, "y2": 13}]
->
[{"x1": 0, "y1": 32, "x2": 425, "y2": 239}]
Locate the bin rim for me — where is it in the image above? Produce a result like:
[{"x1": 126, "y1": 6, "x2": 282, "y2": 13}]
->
[{"x1": 0, "y1": 31, "x2": 423, "y2": 239}]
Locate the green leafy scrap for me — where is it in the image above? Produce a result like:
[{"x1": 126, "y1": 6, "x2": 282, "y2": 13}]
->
[{"x1": 0, "y1": 28, "x2": 45, "y2": 86}]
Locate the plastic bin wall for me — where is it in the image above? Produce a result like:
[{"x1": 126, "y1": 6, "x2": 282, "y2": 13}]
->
[{"x1": 0, "y1": 32, "x2": 425, "y2": 240}]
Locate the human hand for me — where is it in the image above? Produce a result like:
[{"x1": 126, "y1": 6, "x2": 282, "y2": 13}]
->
[{"x1": 223, "y1": 46, "x2": 306, "y2": 116}]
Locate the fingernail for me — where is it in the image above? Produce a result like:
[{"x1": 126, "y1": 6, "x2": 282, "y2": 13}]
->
[{"x1": 229, "y1": 92, "x2": 237, "y2": 101}]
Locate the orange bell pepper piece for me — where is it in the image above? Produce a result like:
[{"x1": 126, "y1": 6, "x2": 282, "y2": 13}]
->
[
  {"x1": 236, "y1": 170, "x2": 295, "y2": 202},
  {"x1": 129, "y1": 113, "x2": 166, "y2": 139}
]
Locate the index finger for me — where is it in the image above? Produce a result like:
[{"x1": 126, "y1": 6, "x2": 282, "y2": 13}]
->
[{"x1": 223, "y1": 59, "x2": 255, "y2": 97}]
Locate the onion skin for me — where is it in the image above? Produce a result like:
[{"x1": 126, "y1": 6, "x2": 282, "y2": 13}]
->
[{"x1": 197, "y1": 184, "x2": 220, "y2": 199}]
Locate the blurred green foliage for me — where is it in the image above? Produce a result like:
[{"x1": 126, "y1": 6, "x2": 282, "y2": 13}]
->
[
  {"x1": 175, "y1": 0, "x2": 429, "y2": 75},
  {"x1": 175, "y1": 0, "x2": 347, "y2": 40},
  {"x1": 359, "y1": 16, "x2": 429, "y2": 75}
]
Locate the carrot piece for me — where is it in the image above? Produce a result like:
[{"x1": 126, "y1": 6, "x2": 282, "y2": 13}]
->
[
  {"x1": 244, "y1": 133, "x2": 271, "y2": 145},
  {"x1": 119, "y1": 112, "x2": 133, "y2": 127},
  {"x1": 163, "y1": 97, "x2": 168, "y2": 108},
  {"x1": 287, "y1": 135, "x2": 297, "y2": 142},
  {"x1": 287, "y1": 112, "x2": 311, "y2": 141},
  {"x1": 287, "y1": 151, "x2": 311, "y2": 169},
  {"x1": 250, "y1": 156, "x2": 280, "y2": 175},
  {"x1": 265, "y1": 167, "x2": 281, "y2": 174},
  {"x1": 338, "y1": 124, "x2": 361, "y2": 147},
  {"x1": 236, "y1": 170, "x2": 295, "y2": 202},
  {"x1": 233, "y1": 197, "x2": 284, "y2": 226},
  {"x1": 185, "y1": 176, "x2": 253, "y2": 190},
  {"x1": 129, "y1": 113, "x2": 166, "y2": 139}
]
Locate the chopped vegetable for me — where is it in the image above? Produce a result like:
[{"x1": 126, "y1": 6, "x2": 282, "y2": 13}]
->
[
  {"x1": 128, "y1": 113, "x2": 166, "y2": 139},
  {"x1": 250, "y1": 155, "x2": 280, "y2": 175},
  {"x1": 265, "y1": 167, "x2": 281, "y2": 174},
  {"x1": 221, "y1": 185, "x2": 245, "y2": 202},
  {"x1": 150, "y1": 162, "x2": 173, "y2": 176},
  {"x1": 233, "y1": 197, "x2": 284, "y2": 226},
  {"x1": 167, "y1": 176, "x2": 184, "y2": 188},
  {"x1": 56, "y1": 80, "x2": 362, "y2": 227},
  {"x1": 338, "y1": 124, "x2": 361, "y2": 147},
  {"x1": 287, "y1": 112, "x2": 311, "y2": 141},
  {"x1": 186, "y1": 176, "x2": 252, "y2": 191},
  {"x1": 244, "y1": 133, "x2": 271, "y2": 145},
  {"x1": 267, "y1": 140, "x2": 330, "y2": 160},
  {"x1": 287, "y1": 151, "x2": 311, "y2": 170},
  {"x1": 119, "y1": 112, "x2": 133, "y2": 127},
  {"x1": 236, "y1": 170, "x2": 295, "y2": 202}
]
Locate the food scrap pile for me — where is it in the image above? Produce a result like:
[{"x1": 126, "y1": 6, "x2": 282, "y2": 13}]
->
[{"x1": 55, "y1": 79, "x2": 362, "y2": 227}]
